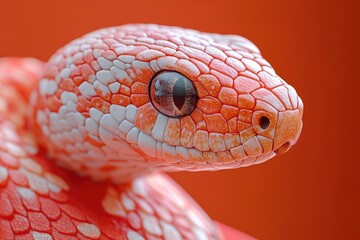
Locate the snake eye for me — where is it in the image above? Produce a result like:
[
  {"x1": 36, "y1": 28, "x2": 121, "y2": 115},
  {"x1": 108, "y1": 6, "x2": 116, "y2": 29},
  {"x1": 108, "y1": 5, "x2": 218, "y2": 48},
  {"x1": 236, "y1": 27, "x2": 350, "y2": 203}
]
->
[{"x1": 149, "y1": 71, "x2": 198, "y2": 118}]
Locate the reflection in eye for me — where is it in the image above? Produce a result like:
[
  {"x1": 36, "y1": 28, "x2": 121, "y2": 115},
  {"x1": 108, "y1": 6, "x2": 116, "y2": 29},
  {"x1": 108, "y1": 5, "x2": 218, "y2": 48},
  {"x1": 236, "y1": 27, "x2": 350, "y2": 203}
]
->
[{"x1": 149, "y1": 71, "x2": 198, "y2": 118}]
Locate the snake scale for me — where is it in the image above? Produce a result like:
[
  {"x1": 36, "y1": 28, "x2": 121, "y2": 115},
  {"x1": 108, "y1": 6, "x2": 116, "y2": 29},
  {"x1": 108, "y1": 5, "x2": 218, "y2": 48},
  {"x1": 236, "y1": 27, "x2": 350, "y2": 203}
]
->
[{"x1": 0, "y1": 24, "x2": 303, "y2": 240}]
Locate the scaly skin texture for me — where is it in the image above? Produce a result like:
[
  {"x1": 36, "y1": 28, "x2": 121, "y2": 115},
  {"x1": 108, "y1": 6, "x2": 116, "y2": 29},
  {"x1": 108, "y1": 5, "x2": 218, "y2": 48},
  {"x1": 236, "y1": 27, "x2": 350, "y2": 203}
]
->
[{"x1": 0, "y1": 24, "x2": 303, "y2": 239}]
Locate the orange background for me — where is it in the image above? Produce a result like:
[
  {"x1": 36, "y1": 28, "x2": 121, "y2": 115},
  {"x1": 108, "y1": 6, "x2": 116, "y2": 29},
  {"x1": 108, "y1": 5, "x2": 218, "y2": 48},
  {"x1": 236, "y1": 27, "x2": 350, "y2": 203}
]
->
[{"x1": 0, "y1": 0, "x2": 359, "y2": 239}]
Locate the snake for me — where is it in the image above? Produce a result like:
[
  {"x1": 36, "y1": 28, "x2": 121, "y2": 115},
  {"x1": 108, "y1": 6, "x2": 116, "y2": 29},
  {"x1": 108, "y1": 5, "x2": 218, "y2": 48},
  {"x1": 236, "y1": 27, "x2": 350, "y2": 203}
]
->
[{"x1": 0, "y1": 24, "x2": 303, "y2": 240}]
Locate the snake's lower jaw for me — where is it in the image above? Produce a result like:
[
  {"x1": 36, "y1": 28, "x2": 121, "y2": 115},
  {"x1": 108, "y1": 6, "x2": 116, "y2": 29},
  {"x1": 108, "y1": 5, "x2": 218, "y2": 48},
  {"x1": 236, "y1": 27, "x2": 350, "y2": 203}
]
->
[{"x1": 273, "y1": 109, "x2": 303, "y2": 155}]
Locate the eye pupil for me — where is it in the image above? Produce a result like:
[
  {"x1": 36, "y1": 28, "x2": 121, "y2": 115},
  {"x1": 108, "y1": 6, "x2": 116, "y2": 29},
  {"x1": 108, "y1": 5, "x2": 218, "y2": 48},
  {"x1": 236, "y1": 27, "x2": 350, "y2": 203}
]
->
[
  {"x1": 173, "y1": 78, "x2": 185, "y2": 110},
  {"x1": 260, "y1": 116, "x2": 270, "y2": 130},
  {"x1": 149, "y1": 71, "x2": 198, "y2": 118}
]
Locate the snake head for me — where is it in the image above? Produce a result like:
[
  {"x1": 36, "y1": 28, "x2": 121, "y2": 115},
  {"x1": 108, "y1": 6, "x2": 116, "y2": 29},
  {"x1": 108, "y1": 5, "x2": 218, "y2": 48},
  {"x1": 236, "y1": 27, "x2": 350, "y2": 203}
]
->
[{"x1": 34, "y1": 24, "x2": 303, "y2": 181}]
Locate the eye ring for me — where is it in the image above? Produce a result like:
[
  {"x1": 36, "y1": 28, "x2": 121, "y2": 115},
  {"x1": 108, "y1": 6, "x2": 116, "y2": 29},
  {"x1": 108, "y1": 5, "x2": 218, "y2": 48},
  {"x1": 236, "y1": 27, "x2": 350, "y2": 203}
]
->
[
  {"x1": 149, "y1": 71, "x2": 198, "y2": 118},
  {"x1": 259, "y1": 116, "x2": 270, "y2": 130}
]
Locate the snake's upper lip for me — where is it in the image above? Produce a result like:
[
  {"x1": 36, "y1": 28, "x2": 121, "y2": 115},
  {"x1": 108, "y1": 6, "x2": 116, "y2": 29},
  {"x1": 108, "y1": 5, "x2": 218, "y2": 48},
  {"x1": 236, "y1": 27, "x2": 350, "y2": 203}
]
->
[{"x1": 274, "y1": 141, "x2": 292, "y2": 155}]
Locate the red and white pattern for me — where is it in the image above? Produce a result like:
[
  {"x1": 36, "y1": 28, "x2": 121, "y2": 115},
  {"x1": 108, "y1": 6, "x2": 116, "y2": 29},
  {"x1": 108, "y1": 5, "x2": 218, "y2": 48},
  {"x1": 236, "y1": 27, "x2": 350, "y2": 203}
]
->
[{"x1": 0, "y1": 24, "x2": 303, "y2": 239}]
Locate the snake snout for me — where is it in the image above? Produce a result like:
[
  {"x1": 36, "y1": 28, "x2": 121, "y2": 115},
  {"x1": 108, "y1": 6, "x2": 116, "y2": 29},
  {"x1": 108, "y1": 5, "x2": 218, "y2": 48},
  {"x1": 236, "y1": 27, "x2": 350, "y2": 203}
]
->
[{"x1": 273, "y1": 109, "x2": 303, "y2": 155}]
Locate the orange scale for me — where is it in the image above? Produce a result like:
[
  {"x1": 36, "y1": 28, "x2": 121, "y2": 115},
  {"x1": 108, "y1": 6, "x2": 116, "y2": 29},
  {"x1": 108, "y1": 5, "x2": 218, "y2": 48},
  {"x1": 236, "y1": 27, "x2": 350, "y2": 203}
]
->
[
  {"x1": 193, "y1": 82, "x2": 209, "y2": 98},
  {"x1": 257, "y1": 136, "x2": 274, "y2": 154},
  {"x1": 59, "y1": 78, "x2": 76, "y2": 92},
  {"x1": 90, "y1": 60, "x2": 101, "y2": 72},
  {"x1": 218, "y1": 87, "x2": 237, "y2": 106},
  {"x1": 203, "y1": 114, "x2": 228, "y2": 133},
  {"x1": 91, "y1": 97, "x2": 110, "y2": 114},
  {"x1": 118, "y1": 75, "x2": 133, "y2": 88},
  {"x1": 238, "y1": 109, "x2": 253, "y2": 123},
  {"x1": 81, "y1": 112, "x2": 90, "y2": 118},
  {"x1": 119, "y1": 85, "x2": 131, "y2": 96},
  {"x1": 178, "y1": 45, "x2": 212, "y2": 64},
  {"x1": 175, "y1": 59, "x2": 201, "y2": 80},
  {"x1": 164, "y1": 118, "x2": 181, "y2": 146},
  {"x1": 243, "y1": 137, "x2": 263, "y2": 156},
  {"x1": 228, "y1": 117, "x2": 238, "y2": 133},
  {"x1": 197, "y1": 97, "x2": 222, "y2": 114},
  {"x1": 203, "y1": 151, "x2": 219, "y2": 163},
  {"x1": 131, "y1": 82, "x2": 148, "y2": 94},
  {"x1": 47, "y1": 97, "x2": 62, "y2": 112},
  {"x1": 237, "y1": 121, "x2": 252, "y2": 133},
  {"x1": 131, "y1": 63, "x2": 155, "y2": 84},
  {"x1": 190, "y1": 108, "x2": 203, "y2": 124},
  {"x1": 210, "y1": 70, "x2": 233, "y2": 87},
  {"x1": 238, "y1": 93, "x2": 255, "y2": 109},
  {"x1": 180, "y1": 116, "x2": 196, "y2": 148},
  {"x1": 55, "y1": 89, "x2": 64, "y2": 99},
  {"x1": 196, "y1": 121, "x2": 207, "y2": 130},
  {"x1": 130, "y1": 94, "x2": 149, "y2": 107},
  {"x1": 73, "y1": 76, "x2": 85, "y2": 86},
  {"x1": 79, "y1": 64, "x2": 94, "y2": 78},
  {"x1": 221, "y1": 105, "x2": 239, "y2": 120},
  {"x1": 83, "y1": 51, "x2": 94, "y2": 63},
  {"x1": 111, "y1": 94, "x2": 131, "y2": 107},
  {"x1": 174, "y1": 51, "x2": 190, "y2": 60},
  {"x1": 190, "y1": 58, "x2": 209, "y2": 74},
  {"x1": 230, "y1": 145, "x2": 247, "y2": 160},
  {"x1": 94, "y1": 87, "x2": 111, "y2": 102},
  {"x1": 162, "y1": 150, "x2": 179, "y2": 164},
  {"x1": 135, "y1": 103, "x2": 158, "y2": 135},
  {"x1": 209, "y1": 133, "x2": 226, "y2": 152},
  {"x1": 241, "y1": 70, "x2": 260, "y2": 81},
  {"x1": 71, "y1": 65, "x2": 81, "y2": 77},
  {"x1": 189, "y1": 149, "x2": 204, "y2": 162},
  {"x1": 197, "y1": 75, "x2": 221, "y2": 97},
  {"x1": 240, "y1": 128, "x2": 257, "y2": 143},
  {"x1": 193, "y1": 130, "x2": 210, "y2": 151},
  {"x1": 234, "y1": 76, "x2": 260, "y2": 94},
  {"x1": 224, "y1": 133, "x2": 241, "y2": 150},
  {"x1": 217, "y1": 151, "x2": 233, "y2": 162},
  {"x1": 210, "y1": 59, "x2": 238, "y2": 78},
  {"x1": 77, "y1": 96, "x2": 92, "y2": 113}
]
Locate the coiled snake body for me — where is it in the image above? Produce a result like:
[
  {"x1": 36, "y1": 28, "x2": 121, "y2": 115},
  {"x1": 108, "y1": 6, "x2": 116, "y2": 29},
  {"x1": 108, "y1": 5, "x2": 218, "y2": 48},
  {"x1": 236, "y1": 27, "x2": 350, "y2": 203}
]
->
[{"x1": 0, "y1": 24, "x2": 303, "y2": 239}]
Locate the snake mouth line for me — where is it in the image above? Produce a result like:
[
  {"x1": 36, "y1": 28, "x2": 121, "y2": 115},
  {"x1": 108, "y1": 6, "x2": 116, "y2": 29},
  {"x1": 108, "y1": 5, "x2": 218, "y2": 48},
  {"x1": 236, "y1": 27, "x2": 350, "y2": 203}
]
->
[{"x1": 274, "y1": 141, "x2": 291, "y2": 155}]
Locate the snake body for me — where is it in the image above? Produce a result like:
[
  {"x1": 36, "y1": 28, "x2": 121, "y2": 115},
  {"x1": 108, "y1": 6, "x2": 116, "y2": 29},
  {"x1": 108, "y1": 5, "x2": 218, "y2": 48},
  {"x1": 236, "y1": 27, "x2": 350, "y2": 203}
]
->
[{"x1": 0, "y1": 24, "x2": 303, "y2": 239}]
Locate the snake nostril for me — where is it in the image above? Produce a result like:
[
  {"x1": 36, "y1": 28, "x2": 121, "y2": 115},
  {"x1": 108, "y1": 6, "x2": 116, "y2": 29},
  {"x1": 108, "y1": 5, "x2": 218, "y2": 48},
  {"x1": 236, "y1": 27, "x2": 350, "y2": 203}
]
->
[{"x1": 259, "y1": 116, "x2": 270, "y2": 130}]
